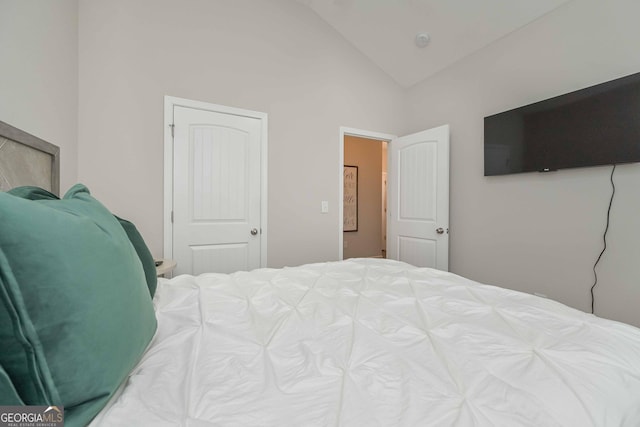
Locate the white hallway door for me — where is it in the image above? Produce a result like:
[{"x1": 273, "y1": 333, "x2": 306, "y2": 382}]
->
[
  {"x1": 172, "y1": 105, "x2": 264, "y2": 275},
  {"x1": 388, "y1": 125, "x2": 449, "y2": 270}
]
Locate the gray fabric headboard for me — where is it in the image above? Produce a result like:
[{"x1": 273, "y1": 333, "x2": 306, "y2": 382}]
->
[{"x1": 0, "y1": 120, "x2": 60, "y2": 195}]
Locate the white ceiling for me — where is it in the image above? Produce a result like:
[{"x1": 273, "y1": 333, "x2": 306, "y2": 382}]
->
[{"x1": 296, "y1": 0, "x2": 572, "y2": 88}]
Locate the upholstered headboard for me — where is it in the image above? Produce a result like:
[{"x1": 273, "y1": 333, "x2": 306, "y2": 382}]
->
[{"x1": 0, "y1": 120, "x2": 60, "y2": 195}]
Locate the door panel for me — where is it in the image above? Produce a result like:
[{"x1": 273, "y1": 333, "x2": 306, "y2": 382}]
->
[
  {"x1": 388, "y1": 125, "x2": 449, "y2": 270},
  {"x1": 190, "y1": 244, "x2": 249, "y2": 275},
  {"x1": 191, "y1": 126, "x2": 248, "y2": 221},
  {"x1": 398, "y1": 236, "x2": 436, "y2": 268},
  {"x1": 399, "y1": 142, "x2": 437, "y2": 220},
  {"x1": 173, "y1": 106, "x2": 262, "y2": 275}
]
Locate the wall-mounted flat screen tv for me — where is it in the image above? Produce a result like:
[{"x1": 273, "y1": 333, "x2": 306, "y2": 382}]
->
[{"x1": 484, "y1": 71, "x2": 640, "y2": 176}]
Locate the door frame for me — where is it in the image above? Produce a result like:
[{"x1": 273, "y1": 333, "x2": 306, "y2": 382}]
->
[
  {"x1": 163, "y1": 95, "x2": 268, "y2": 267},
  {"x1": 338, "y1": 126, "x2": 396, "y2": 260}
]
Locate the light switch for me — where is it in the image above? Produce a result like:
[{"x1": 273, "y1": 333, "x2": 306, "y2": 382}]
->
[{"x1": 321, "y1": 201, "x2": 329, "y2": 213}]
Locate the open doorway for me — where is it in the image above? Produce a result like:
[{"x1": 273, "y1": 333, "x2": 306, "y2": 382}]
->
[
  {"x1": 339, "y1": 127, "x2": 395, "y2": 259},
  {"x1": 343, "y1": 135, "x2": 388, "y2": 259},
  {"x1": 339, "y1": 125, "x2": 449, "y2": 269}
]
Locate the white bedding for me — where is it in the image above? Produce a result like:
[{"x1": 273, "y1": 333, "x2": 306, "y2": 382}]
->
[{"x1": 92, "y1": 258, "x2": 640, "y2": 426}]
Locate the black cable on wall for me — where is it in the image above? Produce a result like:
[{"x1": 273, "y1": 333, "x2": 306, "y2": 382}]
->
[{"x1": 590, "y1": 164, "x2": 616, "y2": 314}]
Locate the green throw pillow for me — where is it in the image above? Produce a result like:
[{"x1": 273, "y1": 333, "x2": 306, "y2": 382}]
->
[
  {"x1": 115, "y1": 217, "x2": 158, "y2": 297},
  {"x1": 0, "y1": 365, "x2": 24, "y2": 405},
  {"x1": 6, "y1": 186, "x2": 57, "y2": 201},
  {"x1": 8, "y1": 186, "x2": 158, "y2": 298},
  {"x1": 0, "y1": 184, "x2": 157, "y2": 426}
]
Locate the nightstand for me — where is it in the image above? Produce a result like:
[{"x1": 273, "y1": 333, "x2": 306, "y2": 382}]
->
[{"x1": 155, "y1": 259, "x2": 177, "y2": 277}]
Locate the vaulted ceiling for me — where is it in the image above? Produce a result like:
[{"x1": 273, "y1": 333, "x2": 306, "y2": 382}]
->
[{"x1": 296, "y1": 0, "x2": 573, "y2": 88}]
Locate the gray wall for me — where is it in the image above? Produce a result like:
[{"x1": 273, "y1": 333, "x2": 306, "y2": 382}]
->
[
  {"x1": 77, "y1": 0, "x2": 407, "y2": 266},
  {"x1": 407, "y1": 0, "x2": 640, "y2": 327},
  {"x1": 4, "y1": 0, "x2": 640, "y2": 327},
  {"x1": 0, "y1": 0, "x2": 78, "y2": 190}
]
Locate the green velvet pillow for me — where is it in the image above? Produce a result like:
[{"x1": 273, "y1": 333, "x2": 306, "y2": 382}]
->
[
  {"x1": 6, "y1": 186, "x2": 58, "y2": 201},
  {"x1": 115, "y1": 217, "x2": 157, "y2": 297},
  {"x1": 0, "y1": 365, "x2": 24, "y2": 405},
  {"x1": 8, "y1": 187, "x2": 158, "y2": 298},
  {"x1": 0, "y1": 184, "x2": 156, "y2": 426}
]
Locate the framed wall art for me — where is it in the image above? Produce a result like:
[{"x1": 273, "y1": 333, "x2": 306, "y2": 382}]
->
[{"x1": 343, "y1": 165, "x2": 358, "y2": 232}]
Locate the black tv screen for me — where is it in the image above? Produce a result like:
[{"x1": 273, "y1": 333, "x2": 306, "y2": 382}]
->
[{"x1": 484, "y1": 71, "x2": 640, "y2": 176}]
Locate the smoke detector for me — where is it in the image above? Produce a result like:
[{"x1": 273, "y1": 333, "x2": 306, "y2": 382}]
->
[{"x1": 415, "y1": 33, "x2": 431, "y2": 48}]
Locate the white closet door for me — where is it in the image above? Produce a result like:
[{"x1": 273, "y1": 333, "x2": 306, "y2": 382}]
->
[{"x1": 172, "y1": 106, "x2": 262, "y2": 275}]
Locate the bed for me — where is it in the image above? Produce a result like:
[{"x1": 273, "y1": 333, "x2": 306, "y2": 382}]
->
[
  {"x1": 93, "y1": 259, "x2": 640, "y2": 427},
  {"x1": 1, "y1": 121, "x2": 640, "y2": 427},
  {"x1": 0, "y1": 120, "x2": 59, "y2": 194}
]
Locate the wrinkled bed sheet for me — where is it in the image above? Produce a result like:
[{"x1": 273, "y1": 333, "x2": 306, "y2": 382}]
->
[{"x1": 91, "y1": 258, "x2": 640, "y2": 426}]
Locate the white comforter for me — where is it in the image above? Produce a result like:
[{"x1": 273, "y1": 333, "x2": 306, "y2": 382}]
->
[{"x1": 92, "y1": 259, "x2": 640, "y2": 426}]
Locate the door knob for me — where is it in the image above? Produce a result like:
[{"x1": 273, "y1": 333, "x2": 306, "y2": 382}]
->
[
  {"x1": 250, "y1": 228, "x2": 259, "y2": 236},
  {"x1": 436, "y1": 227, "x2": 444, "y2": 234}
]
